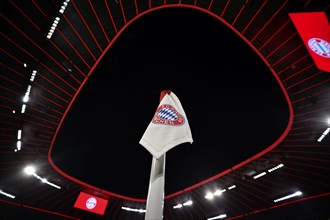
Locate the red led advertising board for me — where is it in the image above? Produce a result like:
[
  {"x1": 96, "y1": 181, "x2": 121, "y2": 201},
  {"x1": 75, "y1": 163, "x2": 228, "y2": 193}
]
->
[
  {"x1": 289, "y1": 12, "x2": 330, "y2": 72},
  {"x1": 74, "y1": 192, "x2": 108, "y2": 215}
]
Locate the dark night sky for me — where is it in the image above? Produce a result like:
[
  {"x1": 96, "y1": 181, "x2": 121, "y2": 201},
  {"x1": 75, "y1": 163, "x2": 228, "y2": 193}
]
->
[{"x1": 52, "y1": 7, "x2": 289, "y2": 199}]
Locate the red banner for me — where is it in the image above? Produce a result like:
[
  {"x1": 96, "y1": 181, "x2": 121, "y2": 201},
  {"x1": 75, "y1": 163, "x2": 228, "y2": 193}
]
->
[
  {"x1": 74, "y1": 192, "x2": 108, "y2": 215},
  {"x1": 289, "y1": 12, "x2": 330, "y2": 72}
]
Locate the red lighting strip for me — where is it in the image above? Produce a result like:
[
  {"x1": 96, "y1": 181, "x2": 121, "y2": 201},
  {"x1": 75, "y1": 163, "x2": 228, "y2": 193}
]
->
[
  {"x1": 2, "y1": 15, "x2": 69, "y2": 73},
  {"x1": 104, "y1": 0, "x2": 118, "y2": 33},
  {"x1": 282, "y1": 64, "x2": 314, "y2": 83},
  {"x1": 272, "y1": 44, "x2": 304, "y2": 67},
  {"x1": 119, "y1": 0, "x2": 127, "y2": 24},
  {"x1": 234, "y1": 186, "x2": 271, "y2": 208},
  {"x1": 56, "y1": 186, "x2": 81, "y2": 210},
  {"x1": 56, "y1": 30, "x2": 92, "y2": 70},
  {"x1": 134, "y1": 0, "x2": 139, "y2": 15},
  {"x1": 276, "y1": 54, "x2": 309, "y2": 75},
  {"x1": 292, "y1": 88, "x2": 330, "y2": 105},
  {"x1": 241, "y1": 0, "x2": 268, "y2": 34},
  {"x1": 36, "y1": 71, "x2": 74, "y2": 98},
  {"x1": 34, "y1": 82, "x2": 69, "y2": 105},
  {"x1": 188, "y1": 192, "x2": 205, "y2": 219},
  {"x1": 0, "y1": 104, "x2": 13, "y2": 112},
  {"x1": 25, "y1": 113, "x2": 58, "y2": 126},
  {"x1": 42, "y1": 187, "x2": 81, "y2": 215},
  {"x1": 47, "y1": 107, "x2": 64, "y2": 116},
  {"x1": 232, "y1": 173, "x2": 281, "y2": 195},
  {"x1": 250, "y1": 0, "x2": 288, "y2": 43},
  {"x1": 277, "y1": 170, "x2": 327, "y2": 186},
  {"x1": 1, "y1": 33, "x2": 39, "y2": 68},
  {"x1": 3, "y1": 65, "x2": 24, "y2": 78},
  {"x1": 286, "y1": 70, "x2": 322, "y2": 90},
  {"x1": 220, "y1": 0, "x2": 230, "y2": 17},
  {"x1": 0, "y1": 74, "x2": 21, "y2": 87},
  {"x1": 105, "y1": 197, "x2": 120, "y2": 219},
  {"x1": 266, "y1": 33, "x2": 298, "y2": 60},
  {"x1": 257, "y1": 157, "x2": 329, "y2": 172},
  {"x1": 164, "y1": 201, "x2": 175, "y2": 220},
  {"x1": 289, "y1": 79, "x2": 330, "y2": 97},
  {"x1": 225, "y1": 174, "x2": 273, "y2": 204},
  {"x1": 0, "y1": 85, "x2": 18, "y2": 95},
  {"x1": 28, "y1": 105, "x2": 61, "y2": 121},
  {"x1": 39, "y1": 62, "x2": 78, "y2": 92},
  {"x1": 284, "y1": 155, "x2": 330, "y2": 163},
  {"x1": 9, "y1": 0, "x2": 41, "y2": 31},
  {"x1": 32, "y1": 0, "x2": 47, "y2": 17},
  {"x1": 0, "y1": 112, "x2": 54, "y2": 130},
  {"x1": 208, "y1": 0, "x2": 215, "y2": 10},
  {"x1": 48, "y1": 40, "x2": 86, "y2": 80},
  {"x1": 258, "y1": 20, "x2": 290, "y2": 51},
  {"x1": 24, "y1": 136, "x2": 51, "y2": 143},
  {"x1": 231, "y1": 0, "x2": 248, "y2": 27},
  {"x1": 70, "y1": 1, "x2": 103, "y2": 53},
  {"x1": 62, "y1": 15, "x2": 97, "y2": 62},
  {"x1": 226, "y1": 192, "x2": 254, "y2": 212},
  {"x1": 88, "y1": 0, "x2": 110, "y2": 44},
  {"x1": 0, "y1": 47, "x2": 25, "y2": 66}
]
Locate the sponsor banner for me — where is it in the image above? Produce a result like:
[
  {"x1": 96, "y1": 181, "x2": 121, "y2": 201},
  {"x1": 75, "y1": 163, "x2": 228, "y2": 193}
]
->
[
  {"x1": 289, "y1": 12, "x2": 330, "y2": 72},
  {"x1": 74, "y1": 192, "x2": 108, "y2": 215}
]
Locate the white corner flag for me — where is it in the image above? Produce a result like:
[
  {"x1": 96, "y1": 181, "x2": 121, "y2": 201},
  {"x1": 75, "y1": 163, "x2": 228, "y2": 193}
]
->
[
  {"x1": 139, "y1": 90, "x2": 193, "y2": 159},
  {"x1": 140, "y1": 90, "x2": 193, "y2": 220}
]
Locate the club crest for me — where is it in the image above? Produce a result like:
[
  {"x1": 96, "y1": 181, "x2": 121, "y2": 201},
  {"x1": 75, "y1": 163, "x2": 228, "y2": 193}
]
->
[
  {"x1": 308, "y1": 38, "x2": 330, "y2": 58},
  {"x1": 152, "y1": 104, "x2": 185, "y2": 126},
  {"x1": 86, "y1": 197, "x2": 97, "y2": 209}
]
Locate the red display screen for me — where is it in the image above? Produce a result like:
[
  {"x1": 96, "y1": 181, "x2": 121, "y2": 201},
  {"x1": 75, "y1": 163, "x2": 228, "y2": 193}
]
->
[
  {"x1": 73, "y1": 192, "x2": 108, "y2": 215},
  {"x1": 289, "y1": 12, "x2": 330, "y2": 72}
]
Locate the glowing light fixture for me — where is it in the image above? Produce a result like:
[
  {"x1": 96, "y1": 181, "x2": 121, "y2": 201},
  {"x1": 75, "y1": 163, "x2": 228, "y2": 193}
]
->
[
  {"x1": 24, "y1": 166, "x2": 35, "y2": 175},
  {"x1": 121, "y1": 207, "x2": 146, "y2": 213},
  {"x1": 16, "y1": 141, "x2": 21, "y2": 151},
  {"x1": 205, "y1": 192, "x2": 214, "y2": 200},
  {"x1": 268, "y1": 163, "x2": 284, "y2": 173},
  {"x1": 173, "y1": 204, "x2": 183, "y2": 209},
  {"x1": 17, "y1": 130, "x2": 22, "y2": 140},
  {"x1": 318, "y1": 127, "x2": 330, "y2": 142},
  {"x1": 253, "y1": 172, "x2": 266, "y2": 179},
  {"x1": 183, "y1": 200, "x2": 193, "y2": 206},
  {"x1": 21, "y1": 104, "x2": 26, "y2": 113},
  {"x1": 274, "y1": 191, "x2": 302, "y2": 203},
  {"x1": 23, "y1": 166, "x2": 61, "y2": 189},
  {"x1": 0, "y1": 189, "x2": 15, "y2": 199},
  {"x1": 228, "y1": 185, "x2": 236, "y2": 190},
  {"x1": 207, "y1": 214, "x2": 227, "y2": 219}
]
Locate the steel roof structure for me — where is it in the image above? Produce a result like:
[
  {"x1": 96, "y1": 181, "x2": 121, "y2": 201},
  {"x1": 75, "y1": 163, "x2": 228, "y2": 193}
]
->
[{"x1": 1, "y1": 0, "x2": 330, "y2": 219}]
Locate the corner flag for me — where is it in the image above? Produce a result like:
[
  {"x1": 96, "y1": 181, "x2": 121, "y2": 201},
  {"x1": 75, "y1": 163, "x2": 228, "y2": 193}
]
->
[{"x1": 139, "y1": 90, "x2": 193, "y2": 159}]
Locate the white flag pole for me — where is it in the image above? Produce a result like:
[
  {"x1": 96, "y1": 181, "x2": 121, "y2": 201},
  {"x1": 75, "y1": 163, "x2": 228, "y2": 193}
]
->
[
  {"x1": 140, "y1": 90, "x2": 193, "y2": 219},
  {"x1": 145, "y1": 153, "x2": 166, "y2": 220}
]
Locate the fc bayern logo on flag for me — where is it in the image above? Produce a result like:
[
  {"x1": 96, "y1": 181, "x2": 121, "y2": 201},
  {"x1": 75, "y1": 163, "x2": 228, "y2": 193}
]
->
[{"x1": 152, "y1": 104, "x2": 185, "y2": 126}]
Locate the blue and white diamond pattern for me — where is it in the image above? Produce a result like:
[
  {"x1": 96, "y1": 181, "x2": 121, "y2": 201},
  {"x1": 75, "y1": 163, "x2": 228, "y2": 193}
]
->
[{"x1": 157, "y1": 108, "x2": 178, "y2": 121}]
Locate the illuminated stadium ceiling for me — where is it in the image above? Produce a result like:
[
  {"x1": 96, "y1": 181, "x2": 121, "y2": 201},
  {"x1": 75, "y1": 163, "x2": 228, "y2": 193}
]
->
[{"x1": 1, "y1": 1, "x2": 330, "y2": 219}]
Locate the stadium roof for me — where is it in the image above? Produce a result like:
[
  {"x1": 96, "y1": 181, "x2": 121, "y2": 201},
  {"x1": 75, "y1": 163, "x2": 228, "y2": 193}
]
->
[{"x1": 1, "y1": 1, "x2": 329, "y2": 219}]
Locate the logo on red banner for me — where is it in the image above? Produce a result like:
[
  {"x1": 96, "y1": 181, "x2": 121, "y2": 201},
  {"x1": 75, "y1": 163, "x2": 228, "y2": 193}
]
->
[
  {"x1": 86, "y1": 197, "x2": 97, "y2": 209},
  {"x1": 308, "y1": 38, "x2": 330, "y2": 58},
  {"x1": 74, "y1": 192, "x2": 108, "y2": 215},
  {"x1": 289, "y1": 12, "x2": 330, "y2": 72},
  {"x1": 152, "y1": 104, "x2": 185, "y2": 126}
]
